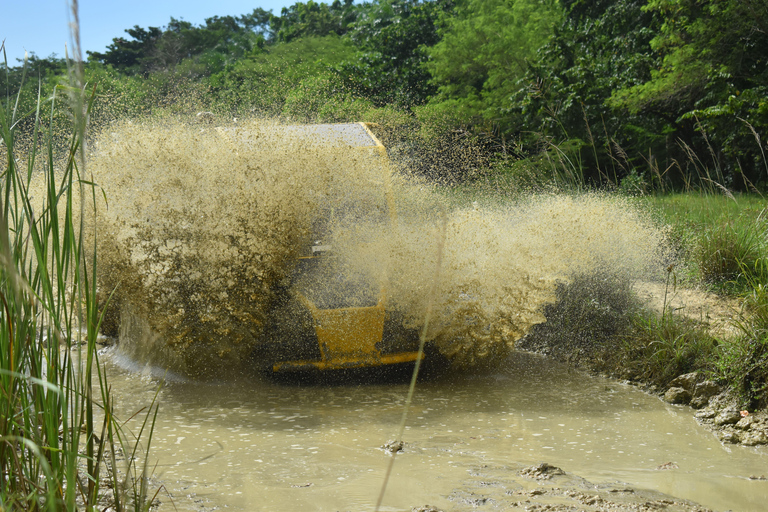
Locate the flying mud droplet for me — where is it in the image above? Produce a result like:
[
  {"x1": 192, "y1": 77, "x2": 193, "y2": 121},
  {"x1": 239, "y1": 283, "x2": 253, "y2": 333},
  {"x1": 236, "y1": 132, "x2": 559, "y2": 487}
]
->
[{"x1": 83, "y1": 117, "x2": 667, "y2": 378}]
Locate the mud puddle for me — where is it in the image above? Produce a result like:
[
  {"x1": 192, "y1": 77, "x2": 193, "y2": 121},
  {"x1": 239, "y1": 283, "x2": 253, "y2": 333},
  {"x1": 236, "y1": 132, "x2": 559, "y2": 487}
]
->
[{"x1": 102, "y1": 350, "x2": 768, "y2": 511}]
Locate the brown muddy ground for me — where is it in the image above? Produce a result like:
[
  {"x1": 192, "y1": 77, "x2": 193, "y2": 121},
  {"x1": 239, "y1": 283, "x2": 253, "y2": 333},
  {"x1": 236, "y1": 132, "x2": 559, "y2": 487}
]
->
[{"x1": 634, "y1": 281, "x2": 742, "y2": 337}]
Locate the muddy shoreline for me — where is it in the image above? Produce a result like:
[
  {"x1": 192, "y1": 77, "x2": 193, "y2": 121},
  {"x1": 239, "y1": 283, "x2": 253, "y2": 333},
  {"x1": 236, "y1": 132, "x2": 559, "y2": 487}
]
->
[
  {"x1": 514, "y1": 336, "x2": 768, "y2": 450},
  {"x1": 515, "y1": 277, "x2": 768, "y2": 450},
  {"x1": 516, "y1": 343, "x2": 768, "y2": 450},
  {"x1": 419, "y1": 460, "x2": 715, "y2": 512}
]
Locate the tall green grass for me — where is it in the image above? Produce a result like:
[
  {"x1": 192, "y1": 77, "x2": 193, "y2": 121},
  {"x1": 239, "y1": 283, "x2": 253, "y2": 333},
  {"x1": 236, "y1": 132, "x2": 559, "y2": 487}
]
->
[
  {"x1": 1, "y1": 39, "x2": 157, "y2": 510},
  {"x1": 644, "y1": 194, "x2": 768, "y2": 292},
  {"x1": 716, "y1": 262, "x2": 768, "y2": 408}
]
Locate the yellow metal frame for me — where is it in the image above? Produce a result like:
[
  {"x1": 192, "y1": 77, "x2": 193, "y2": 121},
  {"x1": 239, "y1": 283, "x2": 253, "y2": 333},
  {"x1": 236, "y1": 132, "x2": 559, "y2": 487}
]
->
[
  {"x1": 272, "y1": 123, "x2": 420, "y2": 372},
  {"x1": 272, "y1": 294, "x2": 420, "y2": 372}
]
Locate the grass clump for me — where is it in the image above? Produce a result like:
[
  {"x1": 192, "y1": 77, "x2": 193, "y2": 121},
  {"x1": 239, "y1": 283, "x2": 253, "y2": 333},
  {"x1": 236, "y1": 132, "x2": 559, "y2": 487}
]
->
[
  {"x1": 643, "y1": 193, "x2": 768, "y2": 292},
  {"x1": 695, "y1": 217, "x2": 767, "y2": 291},
  {"x1": 518, "y1": 270, "x2": 642, "y2": 369},
  {"x1": 0, "y1": 46, "x2": 158, "y2": 509},
  {"x1": 715, "y1": 267, "x2": 768, "y2": 409},
  {"x1": 622, "y1": 311, "x2": 718, "y2": 387}
]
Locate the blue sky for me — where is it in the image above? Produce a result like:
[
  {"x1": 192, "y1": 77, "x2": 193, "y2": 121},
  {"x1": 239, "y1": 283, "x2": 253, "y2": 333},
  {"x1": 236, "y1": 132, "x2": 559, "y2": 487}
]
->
[{"x1": 1, "y1": 0, "x2": 294, "y2": 65}]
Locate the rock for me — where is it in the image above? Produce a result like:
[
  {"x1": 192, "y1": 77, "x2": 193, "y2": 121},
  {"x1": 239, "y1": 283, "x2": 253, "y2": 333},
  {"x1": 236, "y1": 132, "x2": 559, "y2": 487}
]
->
[
  {"x1": 663, "y1": 387, "x2": 692, "y2": 405},
  {"x1": 382, "y1": 439, "x2": 404, "y2": 454},
  {"x1": 695, "y1": 407, "x2": 717, "y2": 419},
  {"x1": 690, "y1": 395, "x2": 710, "y2": 409},
  {"x1": 736, "y1": 415, "x2": 756, "y2": 430},
  {"x1": 718, "y1": 429, "x2": 741, "y2": 443},
  {"x1": 580, "y1": 495, "x2": 602, "y2": 506},
  {"x1": 693, "y1": 380, "x2": 720, "y2": 400},
  {"x1": 668, "y1": 372, "x2": 701, "y2": 392},
  {"x1": 656, "y1": 462, "x2": 678, "y2": 470},
  {"x1": 412, "y1": 507, "x2": 444, "y2": 512},
  {"x1": 714, "y1": 407, "x2": 741, "y2": 425},
  {"x1": 521, "y1": 462, "x2": 566, "y2": 480},
  {"x1": 741, "y1": 431, "x2": 768, "y2": 446},
  {"x1": 689, "y1": 380, "x2": 719, "y2": 408}
]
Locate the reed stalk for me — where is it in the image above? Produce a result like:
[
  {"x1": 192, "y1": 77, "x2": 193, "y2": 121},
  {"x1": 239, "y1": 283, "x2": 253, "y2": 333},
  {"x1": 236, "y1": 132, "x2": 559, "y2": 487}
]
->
[{"x1": 0, "y1": 10, "x2": 158, "y2": 508}]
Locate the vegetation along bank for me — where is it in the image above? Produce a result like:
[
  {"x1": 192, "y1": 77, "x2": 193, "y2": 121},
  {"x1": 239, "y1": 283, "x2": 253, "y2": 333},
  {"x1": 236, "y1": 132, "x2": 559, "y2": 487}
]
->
[{"x1": 2, "y1": 0, "x2": 768, "y2": 507}]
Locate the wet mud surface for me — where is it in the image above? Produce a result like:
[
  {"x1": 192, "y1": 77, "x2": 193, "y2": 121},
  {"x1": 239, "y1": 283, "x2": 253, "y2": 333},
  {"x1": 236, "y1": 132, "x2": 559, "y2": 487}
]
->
[
  {"x1": 103, "y1": 350, "x2": 768, "y2": 512},
  {"x1": 435, "y1": 461, "x2": 714, "y2": 512}
]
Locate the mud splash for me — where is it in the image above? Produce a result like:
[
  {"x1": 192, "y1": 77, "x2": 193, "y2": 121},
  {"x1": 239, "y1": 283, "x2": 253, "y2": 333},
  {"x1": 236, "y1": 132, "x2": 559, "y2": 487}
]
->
[
  {"x1": 378, "y1": 193, "x2": 666, "y2": 366},
  {"x1": 88, "y1": 117, "x2": 667, "y2": 377}
]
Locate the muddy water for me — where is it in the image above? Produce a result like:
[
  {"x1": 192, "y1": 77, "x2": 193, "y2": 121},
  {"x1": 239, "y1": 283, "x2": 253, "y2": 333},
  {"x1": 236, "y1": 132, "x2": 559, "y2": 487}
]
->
[
  {"x1": 84, "y1": 118, "x2": 762, "y2": 509},
  {"x1": 104, "y1": 350, "x2": 768, "y2": 512}
]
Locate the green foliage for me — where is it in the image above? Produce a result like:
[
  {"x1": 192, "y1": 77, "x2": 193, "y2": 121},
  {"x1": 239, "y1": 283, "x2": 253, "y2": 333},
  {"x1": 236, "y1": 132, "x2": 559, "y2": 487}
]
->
[
  {"x1": 282, "y1": 75, "x2": 373, "y2": 122},
  {"x1": 10, "y1": 0, "x2": 768, "y2": 190},
  {"x1": 271, "y1": 0, "x2": 358, "y2": 42},
  {"x1": 427, "y1": 0, "x2": 562, "y2": 131},
  {"x1": 87, "y1": 10, "x2": 272, "y2": 76},
  {"x1": 88, "y1": 25, "x2": 163, "y2": 73},
  {"x1": 609, "y1": 0, "x2": 768, "y2": 189},
  {"x1": 334, "y1": 0, "x2": 453, "y2": 107},
  {"x1": 209, "y1": 35, "x2": 356, "y2": 116},
  {"x1": 488, "y1": 137, "x2": 590, "y2": 190},
  {"x1": 619, "y1": 169, "x2": 648, "y2": 196},
  {"x1": 511, "y1": 0, "x2": 662, "y2": 184}
]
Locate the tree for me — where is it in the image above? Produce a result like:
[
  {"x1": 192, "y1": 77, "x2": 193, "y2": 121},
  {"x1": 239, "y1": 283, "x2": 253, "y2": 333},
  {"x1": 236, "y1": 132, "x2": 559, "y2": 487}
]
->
[
  {"x1": 610, "y1": 0, "x2": 768, "y2": 187},
  {"x1": 87, "y1": 26, "x2": 163, "y2": 74},
  {"x1": 87, "y1": 9, "x2": 272, "y2": 76},
  {"x1": 270, "y1": 0, "x2": 358, "y2": 42},
  {"x1": 208, "y1": 35, "x2": 357, "y2": 116},
  {"x1": 425, "y1": 0, "x2": 563, "y2": 132},
  {"x1": 334, "y1": 0, "x2": 454, "y2": 107},
  {"x1": 510, "y1": 0, "x2": 662, "y2": 180}
]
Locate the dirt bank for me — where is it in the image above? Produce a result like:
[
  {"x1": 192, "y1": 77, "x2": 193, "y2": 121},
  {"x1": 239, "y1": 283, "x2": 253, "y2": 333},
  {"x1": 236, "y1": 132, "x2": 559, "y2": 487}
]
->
[
  {"x1": 634, "y1": 281, "x2": 741, "y2": 338},
  {"x1": 518, "y1": 279, "x2": 768, "y2": 448}
]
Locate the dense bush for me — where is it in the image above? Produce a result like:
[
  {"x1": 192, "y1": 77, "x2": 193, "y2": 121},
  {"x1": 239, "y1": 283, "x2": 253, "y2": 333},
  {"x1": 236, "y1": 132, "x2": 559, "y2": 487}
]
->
[
  {"x1": 717, "y1": 269, "x2": 768, "y2": 407},
  {"x1": 518, "y1": 270, "x2": 641, "y2": 366},
  {"x1": 518, "y1": 266, "x2": 719, "y2": 389}
]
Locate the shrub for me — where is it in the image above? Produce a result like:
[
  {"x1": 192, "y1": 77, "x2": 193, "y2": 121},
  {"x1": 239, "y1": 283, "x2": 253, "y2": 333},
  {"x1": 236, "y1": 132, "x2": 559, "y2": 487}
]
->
[
  {"x1": 716, "y1": 267, "x2": 768, "y2": 408},
  {"x1": 519, "y1": 268, "x2": 719, "y2": 388},
  {"x1": 519, "y1": 270, "x2": 642, "y2": 368},
  {"x1": 696, "y1": 219, "x2": 766, "y2": 288}
]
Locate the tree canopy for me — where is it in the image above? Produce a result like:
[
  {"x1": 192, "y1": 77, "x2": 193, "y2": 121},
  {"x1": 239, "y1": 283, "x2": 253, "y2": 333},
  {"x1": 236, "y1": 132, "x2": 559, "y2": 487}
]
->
[{"x1": 5, "y1": 0, "x2": 768, "y2": 188}]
